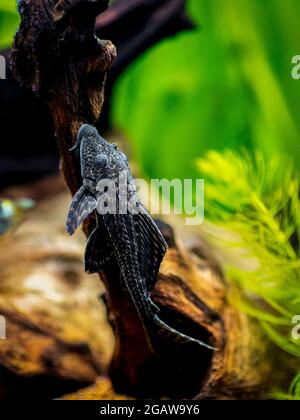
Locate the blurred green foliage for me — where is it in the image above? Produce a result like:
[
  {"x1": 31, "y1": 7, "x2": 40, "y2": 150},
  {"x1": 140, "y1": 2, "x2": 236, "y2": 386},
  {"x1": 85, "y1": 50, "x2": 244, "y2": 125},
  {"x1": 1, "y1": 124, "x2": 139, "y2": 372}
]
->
[
  {"x1": 113, "y1": 0, "x2": 300, "y2": 180},
  {"x1": 0, "y1": 2, "x2": 19, "y2": 49}
]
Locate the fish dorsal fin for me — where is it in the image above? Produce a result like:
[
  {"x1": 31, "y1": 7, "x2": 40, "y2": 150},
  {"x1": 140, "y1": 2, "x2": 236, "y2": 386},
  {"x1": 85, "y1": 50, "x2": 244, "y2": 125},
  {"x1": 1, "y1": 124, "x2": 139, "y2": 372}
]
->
[
  {"x1": 66, "y1": 186, "x2": 97, "y2": 235},
  {"x1": 135, "y1": 206, "x2": 168, "y2": 291}
]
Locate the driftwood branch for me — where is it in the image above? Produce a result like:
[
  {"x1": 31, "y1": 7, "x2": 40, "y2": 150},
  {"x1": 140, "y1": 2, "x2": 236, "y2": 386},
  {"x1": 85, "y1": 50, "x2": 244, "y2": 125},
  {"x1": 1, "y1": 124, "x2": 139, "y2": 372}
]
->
[{"x1": 10, "y1": 0, "x2": 277, "y2": 399}]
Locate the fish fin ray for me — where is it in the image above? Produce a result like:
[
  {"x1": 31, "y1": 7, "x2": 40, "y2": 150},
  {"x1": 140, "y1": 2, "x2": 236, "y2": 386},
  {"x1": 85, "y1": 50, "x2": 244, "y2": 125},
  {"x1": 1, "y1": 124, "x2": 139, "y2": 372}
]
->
[
  {"x1": 153, "y1": 315, "x2": 216, "y2": 351},
  {"x1": 135, "y1": 206, "x2": 168, "y2": 291}
]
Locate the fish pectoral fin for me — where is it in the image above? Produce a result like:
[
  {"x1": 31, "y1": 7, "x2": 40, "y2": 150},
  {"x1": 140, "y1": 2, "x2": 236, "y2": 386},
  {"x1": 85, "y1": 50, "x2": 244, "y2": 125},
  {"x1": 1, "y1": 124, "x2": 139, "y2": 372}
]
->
[
  {"x1": 66, "y1": 186, "x2": 97, "y2": 235},
  {"x1": 135, "y1": 206, "x2": 168, "y2": 292},
  {"x1": 84, "y1": 226, "x2": 114, "y2": 274}
]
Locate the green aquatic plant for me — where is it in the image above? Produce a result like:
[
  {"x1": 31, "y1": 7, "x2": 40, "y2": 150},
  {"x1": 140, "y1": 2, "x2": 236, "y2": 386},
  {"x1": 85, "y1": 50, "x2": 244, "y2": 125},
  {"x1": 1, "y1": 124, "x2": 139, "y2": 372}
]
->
[
  {"x1": 197, "y1": 150, "x2": 300, "y2": 398},
  {"x1": 113, "y1": 0, "x2": 300, "y2": 183}
]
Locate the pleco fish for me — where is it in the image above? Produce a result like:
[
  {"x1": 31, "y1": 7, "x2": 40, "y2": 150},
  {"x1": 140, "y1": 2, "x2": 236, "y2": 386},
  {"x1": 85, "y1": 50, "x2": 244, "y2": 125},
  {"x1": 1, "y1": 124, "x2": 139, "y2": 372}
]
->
[{"x1": 66, "y1": 124, "x2": 213, "y2": 352}]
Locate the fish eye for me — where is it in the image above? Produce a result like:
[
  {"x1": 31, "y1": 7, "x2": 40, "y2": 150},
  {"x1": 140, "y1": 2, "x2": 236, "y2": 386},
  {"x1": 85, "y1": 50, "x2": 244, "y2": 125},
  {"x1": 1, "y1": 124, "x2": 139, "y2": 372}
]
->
[{"x1": 95, "y1": 154, "x2": 108, "y2": 169}]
